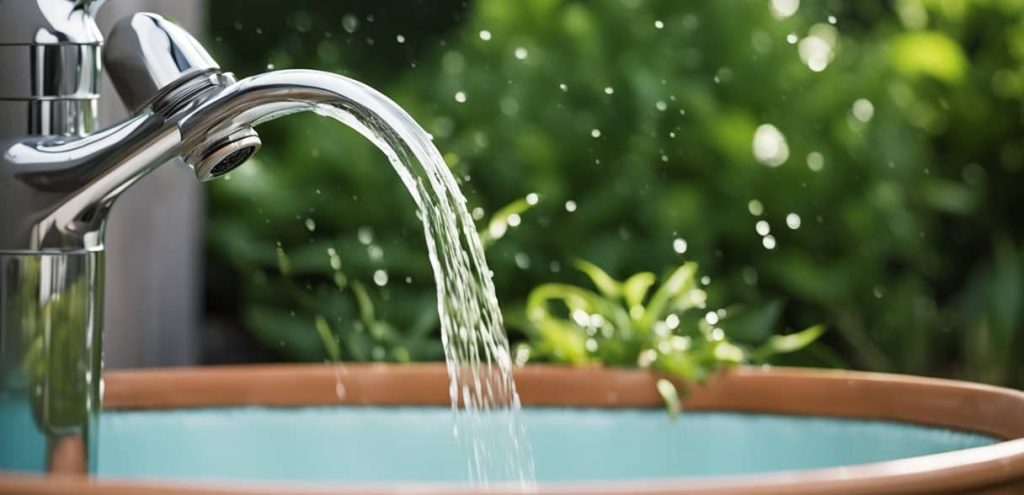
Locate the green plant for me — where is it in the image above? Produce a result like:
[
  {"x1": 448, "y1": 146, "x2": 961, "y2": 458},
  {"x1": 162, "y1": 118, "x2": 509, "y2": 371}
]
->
[
  {"x1": 522, "y1": 260, "x2": 823, "y2": 416},
  {"x1": 206, "y1": 0, "x2": 1024, "y2": 386}
]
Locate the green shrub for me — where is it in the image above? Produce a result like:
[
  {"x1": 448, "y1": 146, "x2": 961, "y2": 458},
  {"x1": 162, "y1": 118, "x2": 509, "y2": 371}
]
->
[{"x1": 206, "y1": 0, "x2": 1024, "y2": 385}]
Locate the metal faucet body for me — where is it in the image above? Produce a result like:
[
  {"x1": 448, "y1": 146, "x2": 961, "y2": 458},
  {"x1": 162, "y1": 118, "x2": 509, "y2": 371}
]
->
[
  {"x1": 0, "y1": 0, "x2": 258, "y2": 472},
  {"x1": 0, "y1": 0, "x2": 401, "y2": 473}
]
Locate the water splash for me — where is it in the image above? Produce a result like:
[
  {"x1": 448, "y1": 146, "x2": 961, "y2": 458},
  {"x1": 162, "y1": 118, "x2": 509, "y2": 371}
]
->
[{"x1": 310, "y1": 100, "x2": 535, "y2": 485}]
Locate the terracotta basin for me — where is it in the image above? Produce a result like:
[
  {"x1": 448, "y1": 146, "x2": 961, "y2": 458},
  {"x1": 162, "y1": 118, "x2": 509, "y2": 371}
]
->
[{"x1": 1, "y1": 363, "x2": 1024, "y2": 494}]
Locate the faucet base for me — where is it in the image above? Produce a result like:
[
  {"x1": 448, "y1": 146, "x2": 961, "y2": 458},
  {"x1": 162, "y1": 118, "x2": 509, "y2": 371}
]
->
[{"x1": 0, "y1": 250, "x2": 104, "y2": 473}]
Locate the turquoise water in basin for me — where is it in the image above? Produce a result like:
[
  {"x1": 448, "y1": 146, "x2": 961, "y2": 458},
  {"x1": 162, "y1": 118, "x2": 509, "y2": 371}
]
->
[{"x1": 94, "y1": 407, "x2": 996, "y2": 483}]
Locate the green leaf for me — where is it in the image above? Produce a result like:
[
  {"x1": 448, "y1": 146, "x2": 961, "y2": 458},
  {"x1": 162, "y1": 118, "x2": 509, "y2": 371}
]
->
[
  {"x1": 653, "y1": 350, "x2": 699, "y2": 381},
  {"x1": 574, "y1": 259, "x2": 622, "y2": 299},
  {"x1": 920, "y1": 178, "x2": 978, "y2": 215},
  {"x1": 622, "y1": 272, "x2": 656, "y2": 311},
  {"x1": 641, "y1": 262, "x2": 699, "y2": 329},
  {"x1": 314, "y1": 315, "x2": 342, "y2": 362},
  {"x1": 716, "y1": 300, "x2": 783, "y2": 344},
  {"x1": 350, "y1": 281, "x2": 376, "y2": 325},
  {"x1": 525, "y1": 283, "x2": 611, "y2": 363},
  {"x1": 526, "y1": 283, "x2": 608, "y2": 320},
  {"x1": 479, "y1": 196, "x2": 538, "y2": 248},
  {"x1": 712, "y1": 340, "x2": 746, "y2": 364},
  {"x1": 531, "y1": 317, "x2": 591, "y2": 364},
  {"x1": 752, "y1": 325, "x2": 826, "y2": 362},
  {"x1": 656, "y1": 379, "x2": 681, "y2": 421},
  {"x1": 890, "y1": 31, "x2": 968, "y2": 84},
  {"x1": 275, "y1": 245, "x2": 292, "y2": 276}
]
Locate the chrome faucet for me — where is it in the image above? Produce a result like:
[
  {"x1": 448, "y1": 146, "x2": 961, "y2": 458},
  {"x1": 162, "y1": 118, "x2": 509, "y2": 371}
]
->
[
  {"x1": 0, "y1": 0, "x2": 421, "y2": 473},
  {"x1": 0, "y1": 0, "x2": 263, "y2": 472}
]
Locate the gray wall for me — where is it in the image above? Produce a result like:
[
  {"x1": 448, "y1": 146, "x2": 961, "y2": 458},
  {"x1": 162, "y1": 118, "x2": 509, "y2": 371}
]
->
[{"x1": 96, "y1": 1, "x2": 206, "y2": 368}]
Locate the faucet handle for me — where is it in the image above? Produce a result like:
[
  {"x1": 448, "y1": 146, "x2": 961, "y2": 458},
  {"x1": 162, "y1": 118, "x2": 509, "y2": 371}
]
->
[{"x1": 104, "y1": 13, "x2": 222, "y2": 113}]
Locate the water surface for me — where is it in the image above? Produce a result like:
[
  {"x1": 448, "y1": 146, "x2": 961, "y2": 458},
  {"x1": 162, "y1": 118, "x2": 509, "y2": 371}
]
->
[{"x1": 96, "y1": 406, "x2": 995, "y2": 483}]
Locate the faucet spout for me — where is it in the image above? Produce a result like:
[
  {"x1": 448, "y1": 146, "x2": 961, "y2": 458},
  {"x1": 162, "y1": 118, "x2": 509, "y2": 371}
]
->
[{"x1": 179, "y1": 70, "x2": 428, "y2": 181}]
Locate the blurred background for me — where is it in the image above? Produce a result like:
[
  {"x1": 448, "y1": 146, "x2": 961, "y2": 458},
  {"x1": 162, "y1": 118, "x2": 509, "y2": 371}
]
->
[{"x1": 106, "y1": 0, "x2": 1024, "y2": 387}]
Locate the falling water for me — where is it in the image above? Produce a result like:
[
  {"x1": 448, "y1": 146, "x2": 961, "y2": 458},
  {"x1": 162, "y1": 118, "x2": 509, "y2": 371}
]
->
[{"x1": 302, "y1": 88, "x2": 535, "y2": 484}]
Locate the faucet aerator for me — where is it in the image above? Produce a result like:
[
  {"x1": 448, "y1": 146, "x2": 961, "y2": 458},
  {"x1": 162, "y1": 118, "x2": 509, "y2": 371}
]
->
[{"x1": 191, "y1": 129, "x2": 261, "y2": 181}]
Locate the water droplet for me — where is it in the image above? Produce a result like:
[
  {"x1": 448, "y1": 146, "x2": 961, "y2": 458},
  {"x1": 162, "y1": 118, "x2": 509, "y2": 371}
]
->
[
  {"x1": 637, "y1": 349, "x2": 657, "y2": 368},
  {"x1": 395, "y1": 34, "x2": 406, "y2": 44},
  {"x1": 748, "y1": 199, "x2": 764, "y2": 216},
  {"x1": 327, "y1": 248, "x2": 342, "y2": 271},
  {"x1": 762, "y1": 235, "x2": 777, "y2": 250},
  {"x1": 798, "y1": 28, "x2": 836, "y2": 72},
  {"x1": 488, "y1": 221, "x2": 507, "y2": 240},
  {"x1": 828, "y1": 15, "x2": 838, "y2": 24},
  {"x1": 526, "y1": 193, "x2": 539, "y2": 205},
  {"x1": 786, "y1": 33, "x2": 798, "y2": 44},
  {"x1": 514, "y1": 47, "x2": 528, "y2": 60},
  {"x1": 604, "y1": 86, "x2": 614, "y2": 95},
  {"x1": 472, "y1": 207, "x2": 485, "y2": 220},
  {"x1": 454, "y1": 91, "x2": 467, "y2": 103},
  {"x1": 507, "y1": 213, "x2": 522, "y2": 227},
  {"x1": 807, "y1": 151, "x2": 825, "y2": 171},
  {"x1": 558, "y1": 83, "x2": 568, "y2": 92},
  {"x1": 304, "y1": 218, "x2": 316, "y2": 232},
  {"x1": 701, "y1": 276, "x2": 711, "y2": 285},
  {"x1": 665, "y1": 314, "x2": 680, "y2": 330},
  {"x1": 564, "y1": 200, "x2": 577, "y2": 212},
  {"x1": 753, "y1": 124, "x2": 789, "y2": 167},
  {"x1": 500, "y1": 97, "x2": 519, "y2": 116},
  {"x1": 852, "y1": 98, "x2": 875, "y2": 122},
  {"x1": 591, "y1": 128, "x2": 602, "y2": 138},
  {"x1": 770, "y1": 0, "x2": 800, "y2": 18},
  {"x1": 514, "y1": 252, "x2": 531, "y2": 269},
  {"x1": 373, "y1": 269, "x2": 389, "y2": 286},
  {"x1": 705, "y1": 311, "x2": 720, "y2": 325},
  {"x1": 743, "y1": 267, "x2": 759, "y2": 285},
  {"x1": 654, "y1": 20, "x2": 665, "y2": 29},
  {"x1": 357, "y1": 227, "x2": 374, "y2": 245},
  {"x1": 756, "y1": 220, "x2": 771, "y2": 236},
  {"x1": 786, "y1": 213, "x2": 802, "y2": 230},
  {"x1": 655, "y1": 100, "x2": 667, "y2": 111},
  {"x1": 479, "y1": 30, "x2": 492, "y2": 41},
  {"x1": 672, "y1": 238, "x2": 688, "y2": 254},
  {"x1": 342, "y1": 14, "x2": 359, "y2": 34}
]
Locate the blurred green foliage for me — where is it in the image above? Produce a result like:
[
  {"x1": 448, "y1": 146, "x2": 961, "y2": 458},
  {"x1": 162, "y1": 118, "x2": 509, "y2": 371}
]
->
[
  {"x1": 205, "y1": 0, "x2": 1024, "y2": 385},
  {"x1": 524, "y1": 260, "x2": 822, "y2": 417},
  {"x1": 522, "y1": 260, "x2": 822, "y2": 379}
]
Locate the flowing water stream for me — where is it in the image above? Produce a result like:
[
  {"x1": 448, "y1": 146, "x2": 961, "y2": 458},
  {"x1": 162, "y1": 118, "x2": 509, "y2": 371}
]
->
[{"x1": 284, "y1": 80, "x2": 536, "y2": 485}]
